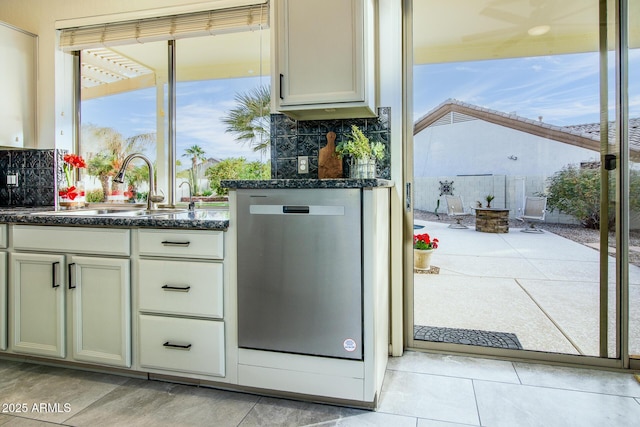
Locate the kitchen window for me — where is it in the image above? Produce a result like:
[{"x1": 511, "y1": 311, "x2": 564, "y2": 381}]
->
[{"x1": 59, "y1": 2, "x2": 270, "y2": 205}]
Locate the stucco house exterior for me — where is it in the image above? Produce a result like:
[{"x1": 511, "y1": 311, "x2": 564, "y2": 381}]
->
[{"x1": 413, "y1": 99, "x2": 639, "y2": 224}]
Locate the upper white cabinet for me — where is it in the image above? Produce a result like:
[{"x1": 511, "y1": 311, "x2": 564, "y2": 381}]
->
[
  {"x1": 0, "y1": 21, "x2": 37, "y2": 148},
  {"x1": 273, "y1": 0, "x2": 376, "y2": 120}
]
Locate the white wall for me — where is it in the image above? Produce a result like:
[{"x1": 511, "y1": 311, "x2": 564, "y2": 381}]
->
[
  {"x1": 414, "y1": 119, "x2": 599, "y2": 177},
  {"x1": 414, "y1": 175, "x2": 578, "y2": 224}
]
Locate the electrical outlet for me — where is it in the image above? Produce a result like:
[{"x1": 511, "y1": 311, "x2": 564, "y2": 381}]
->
[
  {"x1": 298, "y1": 156, "x2": 309, "y2": 174},
  {"x1": 6, "y1": 172, "x2": 19, "y2": 187}
]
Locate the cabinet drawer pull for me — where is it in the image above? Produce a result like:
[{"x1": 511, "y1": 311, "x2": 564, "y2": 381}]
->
[
  {"x1": 163, "y1": 341, "x2": 192, "y2": 351},
  {"x1": 161, "y1": 284, "x2": 191, "y2": 292},
  {"x1": 52, "y1": 262, "x2": 60, "y2": 288},
  {"x1": 160, "y1": 240, "x2": 190, "y2": 247},
  {"x1": 279, "y1": 73, "x2": 284, "y2": 99},
  {"x1": 68, "y1": 263, "x2": 76, "y2": 289}
]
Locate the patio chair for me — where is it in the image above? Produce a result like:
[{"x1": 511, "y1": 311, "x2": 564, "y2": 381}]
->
[
  {"x1": 444, "y1": 195, "x2": 472, "y2": 229},
  {"x1": 517, "y1": 196, "x2": 547, "y2": 233}
]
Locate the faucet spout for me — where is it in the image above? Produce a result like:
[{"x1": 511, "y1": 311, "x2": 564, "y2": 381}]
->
[
  {"x1": 114, "y1": 153, "x2": 161, "y2": 210},
  {"x1": 179, "y1": 181, "x2": 195, "y2": 211}
]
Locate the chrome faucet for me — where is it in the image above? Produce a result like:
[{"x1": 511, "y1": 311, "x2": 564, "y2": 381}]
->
[
  {"x1": 113, "y1": 153, "x2": 164, "y2": 210},
  {"x1": 179, "y1": 181, "x2": 195, "y2": 211}
]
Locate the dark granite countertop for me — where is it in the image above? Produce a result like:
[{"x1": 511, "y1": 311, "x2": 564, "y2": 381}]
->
[
  {"x1": 221, "y1": 178, "x2": 394, "y2": 189},
  {"x1": 0, "y1": 207, "x2": 229, "y2": 231}
]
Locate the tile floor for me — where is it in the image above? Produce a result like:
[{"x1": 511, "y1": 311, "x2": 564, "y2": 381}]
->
[{"x1": 1, "y1": 351, "x2": 639, "y2": 426}]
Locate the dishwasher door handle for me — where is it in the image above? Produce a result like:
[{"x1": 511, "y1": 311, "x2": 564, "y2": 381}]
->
[{"x1": 282, "y1": 205, "x2": 310, "y2": 214}]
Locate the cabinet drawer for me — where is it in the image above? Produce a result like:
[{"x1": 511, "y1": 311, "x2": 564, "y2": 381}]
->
[
  {"x1": 0, "y1": 224, "x2": 6, "y2": 248},
  {"x1": 138, "y1": 259, "x2": 223, "y2": 318},
  {"x1": 139, "y1": 315, "x2": 225, "y2": 377},
  {"x1": 13, "y1": 226, "x2": 130, "y2": 256},
  {"x1": 138, "y1": 229, "x2": 223, "y2": 259}
]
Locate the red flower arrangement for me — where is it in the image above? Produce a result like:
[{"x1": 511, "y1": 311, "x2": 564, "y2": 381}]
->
[
  {"x1": 60, "y1": 153, "x2": 87, "y2": 200},
  {"x1": 413, "y1": 233, "x2": 439, "y2": 250}
]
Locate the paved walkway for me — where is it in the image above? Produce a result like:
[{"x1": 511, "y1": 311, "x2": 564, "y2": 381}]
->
[{"x1": 413, "y1": 219, "x2": 640, "y2": 356}]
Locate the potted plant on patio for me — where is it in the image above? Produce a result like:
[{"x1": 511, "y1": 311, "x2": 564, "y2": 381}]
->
[
  {"x1": 485, "y1": 194, "x2": 495, "y2": 208},
  {"x1": 413, "y1": 232, "x2": 439, "y2": 270},
  {"x1": 335, "y1": 124, "x2": 385, "y2": 179}
]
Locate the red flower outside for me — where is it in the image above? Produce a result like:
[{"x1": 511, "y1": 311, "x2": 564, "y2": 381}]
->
[{"x1": 413, "y1": 233, "x2": 439, "y2": 250}]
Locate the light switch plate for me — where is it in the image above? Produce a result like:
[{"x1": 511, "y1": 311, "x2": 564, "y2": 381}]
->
[{"x1": 297, "y1": 156, "x2": 309, "y2": 174}]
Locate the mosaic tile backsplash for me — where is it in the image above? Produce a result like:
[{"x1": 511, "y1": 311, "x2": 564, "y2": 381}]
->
[
  {"x1": 270, "y1": 107, "x2": 391, "y2": 179},
  {"x1": 0, "y1": 149, "x2": 64, "y2": 207}
]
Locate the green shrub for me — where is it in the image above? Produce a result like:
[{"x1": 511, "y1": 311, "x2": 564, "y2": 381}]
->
[
  {"x1": 547, "y1": 164, "x2": 640, "y2": 230},
  {"x1": 545, "y1": 164, "x2": 613, "y2": 229},
  {"x1": 85, "y1": 189, "x2": 105, "y2": 203},
  {"x1": 205, "y1": 158, "x2": 270, "y2": 196}
]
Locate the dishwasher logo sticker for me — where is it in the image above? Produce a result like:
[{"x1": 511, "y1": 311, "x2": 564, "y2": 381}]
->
[{"x1": 343, "y1": 339, "x2": 357, "y2": 352}]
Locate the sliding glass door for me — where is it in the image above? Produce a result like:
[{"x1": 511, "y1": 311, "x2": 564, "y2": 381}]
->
[{"x1": 408, "y1": 0, "x2": 636, "y2": 366}]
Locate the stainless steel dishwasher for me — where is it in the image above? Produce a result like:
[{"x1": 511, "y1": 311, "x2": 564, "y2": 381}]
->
[{"x1": 237, "y1": 188, "x2": 363, "y2": 360}]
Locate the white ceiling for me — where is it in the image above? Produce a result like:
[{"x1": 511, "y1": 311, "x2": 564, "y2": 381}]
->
[
  {"x1": 415, "y1": 0, "x2": 613, "y2": 64},
  {"x1": 81, "y1": 0, "x2": 638, "y2": 97}
]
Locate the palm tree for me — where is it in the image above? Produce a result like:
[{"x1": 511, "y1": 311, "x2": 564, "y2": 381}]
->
[
  {"x1": 221, "y1": 85, "x2": 271, "y2": 156},
  {"x1": 81, "y1": 124, "x2": 156, "y2": 196},
  {"x1": 182, "y1": 145, "x2": 206, "y2": 195},
  {"x1": 86, "y1": 153, "x2": 115, "y2": 201}
]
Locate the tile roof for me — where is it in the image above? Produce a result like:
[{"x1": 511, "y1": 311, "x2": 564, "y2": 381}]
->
[{"x1": 564, "y1": 117, "x2": 640, "y2": 153}]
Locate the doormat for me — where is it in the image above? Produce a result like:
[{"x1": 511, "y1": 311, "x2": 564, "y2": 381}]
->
[{"x1": 414, "y1": 325, "x2": 523, "y2": 350}]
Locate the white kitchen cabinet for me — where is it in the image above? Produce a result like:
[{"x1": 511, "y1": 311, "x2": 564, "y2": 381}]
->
[
  {"x1": 10, "y1": 252, "x2": 66, "y2": 358},
  {"x1": 0, "y1": 224, "x2": 6, "y2": 351},
  {"x1": 0, "y1": 252, "x2": 7, "y2": 351},
  {"x1": 138, "y1": 259, "x2": 223, "y2": 318},
  {"x1": 139, "y1": 315, "x2": 225, "y2": 377},
  {"x1": 136, "y1": 229, "x2": 226, "y2": 379},
  {"x1": 137, "y1": 228, "x2": 223, "y2": 259},
  {"x1": 0, "y1": 224, "x2": 6, "y2": 248},
  {"x1": 0, "y1": 21, "x2": 37, "y2": 148},
  {"x1": 10, "y1": 226, "x2": 131, "y2": 367},
  {"x1": 68, "y1": 255, "x2": 130, "y2": 367},
  {"x1": 273, "y1": 0, "x2": 375, "y2": 120}
]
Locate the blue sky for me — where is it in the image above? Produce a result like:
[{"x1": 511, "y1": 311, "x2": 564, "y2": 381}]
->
[
  {"x1": 83, "y1": 50, "x2": 639, "y2": 164},
  {"x1": 82, "y1": 76, "x2": 269, "y2": 165},
  {"x1": 415, "y1": 50, "x2": 640, "y2": 126}
]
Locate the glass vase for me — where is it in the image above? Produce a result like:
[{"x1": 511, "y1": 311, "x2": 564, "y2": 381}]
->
[{"x1": 350, "y1": 158, "x2": 376, "y2": 179}]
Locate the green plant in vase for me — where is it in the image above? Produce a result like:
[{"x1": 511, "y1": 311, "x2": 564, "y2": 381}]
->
[{"x1": 335, "y1": 125, "x2": 385, "y2": 179}]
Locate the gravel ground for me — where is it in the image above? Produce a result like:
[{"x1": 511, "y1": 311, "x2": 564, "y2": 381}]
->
[{"x1": 414, "y1": 209, "x2": 640, "y2": 267}]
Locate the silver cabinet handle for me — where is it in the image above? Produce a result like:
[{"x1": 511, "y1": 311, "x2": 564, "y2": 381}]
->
[
  {"x1": 163, "y1": 341, "x2": 192, "y2": 351},
  {"x1": 161, "y1": 240, "x2": 190, "y2": 247},
  {"x1": 161, "y1": 284, "x2": 191, "y2": 292}
]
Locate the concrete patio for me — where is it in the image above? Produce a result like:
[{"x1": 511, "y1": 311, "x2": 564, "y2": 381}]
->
[{"x1": 413, "y1": 219, "x2": 640, "y2": 357}]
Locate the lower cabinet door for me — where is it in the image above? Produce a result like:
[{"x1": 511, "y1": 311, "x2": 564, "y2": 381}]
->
[
  {"x1": 139, "y1": 315, "x2": 225, "y2": 377},
  {"x1": 69, "y1": 256, "x2": 131, "y2": 367},
  {"x1": 1, "y1": 252, "x2": 6, "y2": 351},
  {"x1": 10, "y1": 252, "x2": 66, "y2": 358}
]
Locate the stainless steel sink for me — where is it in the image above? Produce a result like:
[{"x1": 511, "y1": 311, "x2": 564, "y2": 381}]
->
[{"x1": 33, "y1": 208, "x2": 187, "y2": 217}]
